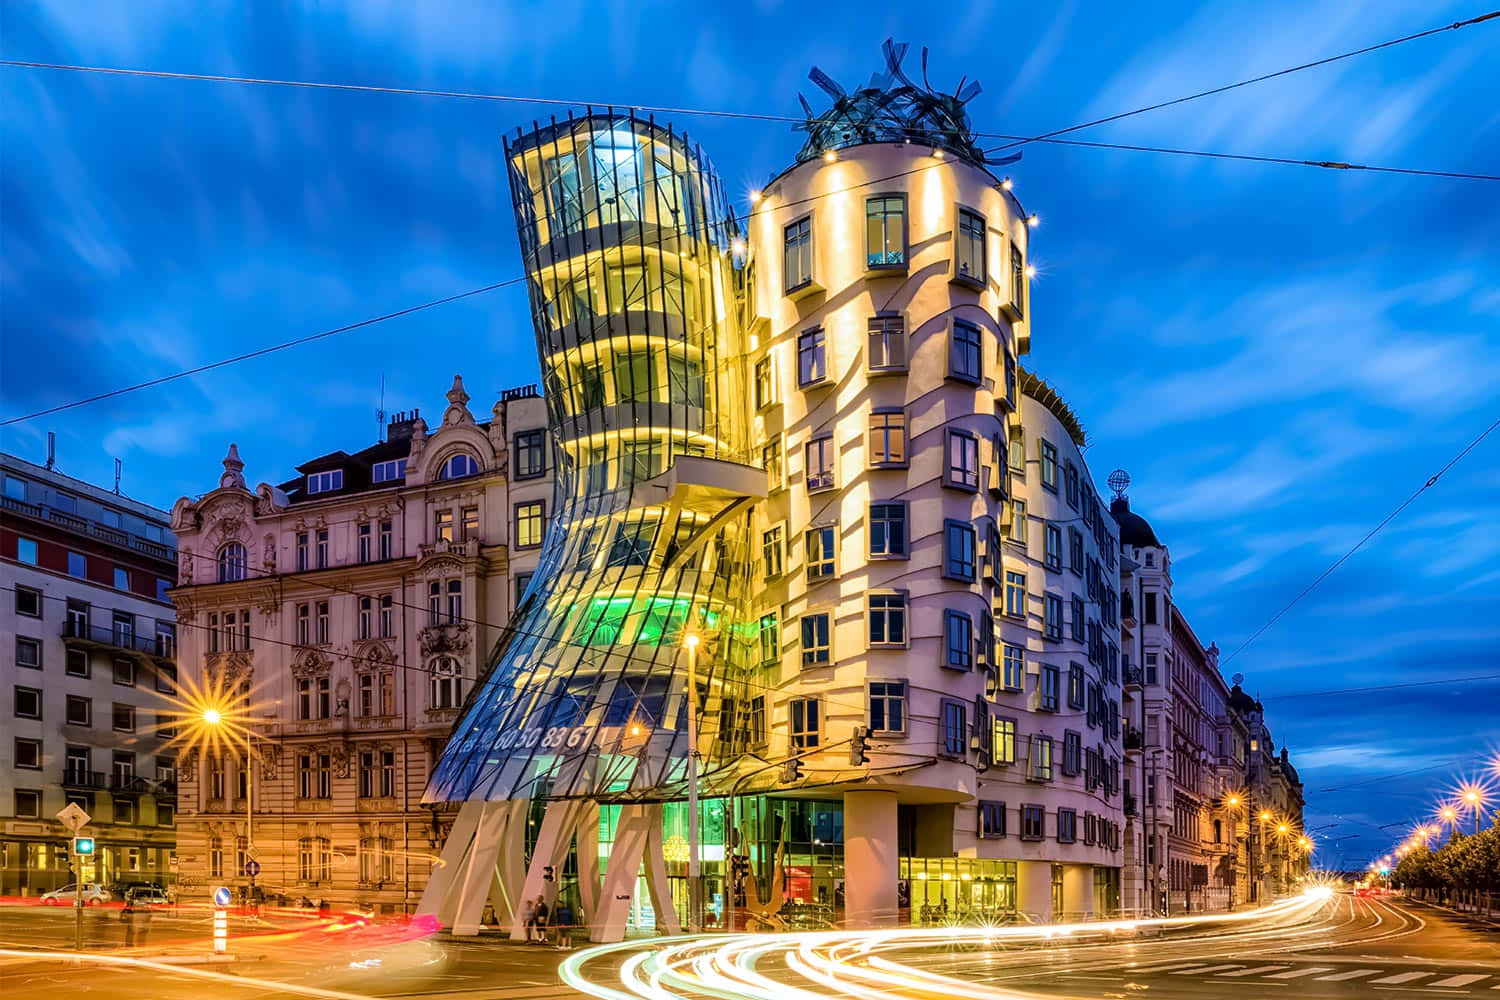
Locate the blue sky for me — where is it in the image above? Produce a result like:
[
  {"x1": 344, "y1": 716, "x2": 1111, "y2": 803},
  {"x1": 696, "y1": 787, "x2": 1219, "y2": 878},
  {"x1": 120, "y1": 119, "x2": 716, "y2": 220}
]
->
[{"x1": 3, "y1": 0, "x2": 1498, "y2": 867}]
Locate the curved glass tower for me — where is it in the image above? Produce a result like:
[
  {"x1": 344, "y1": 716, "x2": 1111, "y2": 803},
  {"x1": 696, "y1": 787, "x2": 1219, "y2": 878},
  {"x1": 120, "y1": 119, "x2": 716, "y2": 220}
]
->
[{"x1": 422, "y1": 113, "x2": 762, "y2": 939}]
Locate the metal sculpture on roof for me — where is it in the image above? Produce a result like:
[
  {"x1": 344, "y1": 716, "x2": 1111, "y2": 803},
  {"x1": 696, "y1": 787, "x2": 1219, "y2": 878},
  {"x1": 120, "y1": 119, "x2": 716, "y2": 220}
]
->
[{"x1": 794, "y1": 38, "x2": 1020, "y2": 167}]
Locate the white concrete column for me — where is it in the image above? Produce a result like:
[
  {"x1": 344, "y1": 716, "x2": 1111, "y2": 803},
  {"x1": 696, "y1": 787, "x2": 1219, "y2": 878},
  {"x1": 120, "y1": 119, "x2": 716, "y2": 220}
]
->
[
  {"x1": 843, "y1": 790, "x2": 899, "y2": 928},
  {"x1": 592, "y1": 804, "x2": 655, "y2": 943},
  {"x1": 1062, "y1": 864, "x2": 1094, "y2": 921},
  {"x1": 1016, "y1": 860, "x2": 1053, "y2": 923}
]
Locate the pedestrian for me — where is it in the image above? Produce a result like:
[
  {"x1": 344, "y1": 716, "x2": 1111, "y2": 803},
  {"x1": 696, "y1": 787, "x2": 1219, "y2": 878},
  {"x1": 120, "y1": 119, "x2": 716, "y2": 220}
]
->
[
  {"x1": 520, "y1": 896, "x2": 537, "y2": 942},
  {"x1": 121, "y1": 900, "x2": 137, "y2": 947},
  {"x1": 533, "y1": 895, "x2": 550, "y2": 945},
  {"x1": 553, "y1": 902, "x2": 573, "y2": 951}
]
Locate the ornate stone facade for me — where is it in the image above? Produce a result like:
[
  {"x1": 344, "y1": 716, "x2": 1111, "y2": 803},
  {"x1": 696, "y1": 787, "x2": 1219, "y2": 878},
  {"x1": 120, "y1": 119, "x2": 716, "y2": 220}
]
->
[{"x1": 168, "y1": 382, "x2": 551, "y2": 912}]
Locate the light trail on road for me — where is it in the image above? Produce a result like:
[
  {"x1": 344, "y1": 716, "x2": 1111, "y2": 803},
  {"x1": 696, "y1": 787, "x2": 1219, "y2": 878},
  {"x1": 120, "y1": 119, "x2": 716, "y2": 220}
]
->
[{"x1": 560, "y1": 891, "x2": 1337, "y2": 1000}]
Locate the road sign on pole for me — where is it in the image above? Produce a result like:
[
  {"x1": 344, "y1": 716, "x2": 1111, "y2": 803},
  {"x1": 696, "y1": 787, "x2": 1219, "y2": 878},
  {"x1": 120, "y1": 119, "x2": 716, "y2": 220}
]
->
[
  {"x1": 244, "y1": 860, "x2": 260, "y2": 878},
  {"x1": 55, "y1": 802, "x2": 90, "y2": 834}
]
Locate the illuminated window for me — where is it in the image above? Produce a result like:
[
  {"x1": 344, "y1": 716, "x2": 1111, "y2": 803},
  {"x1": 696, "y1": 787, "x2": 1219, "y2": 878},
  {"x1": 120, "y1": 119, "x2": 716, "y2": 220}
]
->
[
  {"x1": 1029, "y1": 737, "x2": 1054, "y2": 781},
  {"x1": 514, "y1": 501, "x2": 545, "y2": 548},
  {"x1": 1002, "y1": 643, "x2": 1025, "y2": 690},
  {"x1": 992, "y1": 717, "x2": 1017, "y2": 765},
  {"x1": 1010, "y1": 239, "x2": 1025, "y2": 317},
  {"x1": 758, "y1": 613, "x2": 780, "y2": 666},
  {"x1": 867, "y1": 314, "x2": 906, "y2": 372},
  {"x1": 865, "y1": 195, "x2": 906, "y2": 267},
  {"x1": 956, "y1": 209, "x2": 986, "y2": 284},
  {"x1": 1009, "y1": 499, "x2": 1027, "y2": 546}
]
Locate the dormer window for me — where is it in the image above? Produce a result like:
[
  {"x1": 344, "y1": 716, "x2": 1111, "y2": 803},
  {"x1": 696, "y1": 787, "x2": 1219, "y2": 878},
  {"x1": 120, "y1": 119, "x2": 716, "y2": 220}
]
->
[
  {"x1": 438, "y1": 454, "x2": 479, "y2": 480},
  {"x1": 306, "y1": 470, "x2": 343, "y2": 494},
  {"x1": 372, "y1": 459, "x2": 407, "y2": 484}
]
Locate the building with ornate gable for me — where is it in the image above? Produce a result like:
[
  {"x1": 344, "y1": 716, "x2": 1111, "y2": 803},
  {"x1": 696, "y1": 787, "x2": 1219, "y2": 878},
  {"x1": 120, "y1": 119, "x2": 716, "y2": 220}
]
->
[{"x1": 168, "y1": 377, "x2": 551, "y2": 911}]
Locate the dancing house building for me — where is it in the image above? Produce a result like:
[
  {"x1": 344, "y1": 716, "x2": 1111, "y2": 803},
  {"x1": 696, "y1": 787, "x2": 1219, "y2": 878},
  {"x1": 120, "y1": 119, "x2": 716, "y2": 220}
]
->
[{"x1": 421, "y1": 42, "x2": 1125, "y2": 940}]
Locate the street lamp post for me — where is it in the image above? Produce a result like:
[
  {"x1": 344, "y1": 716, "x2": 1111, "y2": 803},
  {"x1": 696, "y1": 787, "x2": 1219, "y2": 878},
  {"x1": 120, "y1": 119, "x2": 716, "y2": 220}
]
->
[{"x1": 684, "y1": 632, "x2": 701, "y2": 934}]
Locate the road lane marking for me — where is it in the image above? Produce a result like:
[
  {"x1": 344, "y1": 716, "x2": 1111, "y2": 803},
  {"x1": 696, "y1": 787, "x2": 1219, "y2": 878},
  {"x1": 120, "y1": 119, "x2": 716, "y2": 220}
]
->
[
  {"x1": 1218, "y1": 965, "x2": 1292, "y2": 977},
  {"x1": 1370, "y1": 971, "x2": 1433, "y2": 984},
  {"x1": 1430, "y1": 974, "x2": 1489, "y2": 987},
  {"x1": 1172, "y1": 964, "x2": 1244, "y2": 976},
  {"x1": 1316, "y1": 969, "x2": 1383, "y2": 981},
  {"x1": 1268, "y1": 967, "x2": 1334, "y2": 979}
]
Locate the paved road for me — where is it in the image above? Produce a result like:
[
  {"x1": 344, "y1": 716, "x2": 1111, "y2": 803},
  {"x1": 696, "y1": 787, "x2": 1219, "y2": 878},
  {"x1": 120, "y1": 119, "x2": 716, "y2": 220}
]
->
[{"x1": 1, "y1": 894, "x2": 1495, "y2": 998}]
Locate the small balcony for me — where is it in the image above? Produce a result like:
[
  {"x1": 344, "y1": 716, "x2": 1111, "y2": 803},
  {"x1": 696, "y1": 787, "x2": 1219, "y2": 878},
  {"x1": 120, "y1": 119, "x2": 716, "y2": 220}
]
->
[
  {"x1": 109, "y1": 774, "x2": 153, "y2": 796},
  {"x1": 63, "y1": 619, "x2": 173, "y2": 657},
  {"x1": 1124, "y1": 665, "x2": 1143, "y2": 689},
  {"x1": 63, "y1": 767, "x2": 109, "y2": 790},
  {"x1": 1124, "y1": 728, "x2": 1144, "y2": 752},
  {"x1": 1124, "y1": 793, "x2": 1138, "y2": 817}
]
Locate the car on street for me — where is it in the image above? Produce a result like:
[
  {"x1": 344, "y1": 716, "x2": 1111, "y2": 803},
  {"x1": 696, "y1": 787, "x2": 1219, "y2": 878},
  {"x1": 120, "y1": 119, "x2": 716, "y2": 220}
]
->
[
  {"x1": 40, "y1": 883, "x2": 111, "y2": 906},
  {"x1": 125, "y1": 887, "x2": 170, "y2": 908}
]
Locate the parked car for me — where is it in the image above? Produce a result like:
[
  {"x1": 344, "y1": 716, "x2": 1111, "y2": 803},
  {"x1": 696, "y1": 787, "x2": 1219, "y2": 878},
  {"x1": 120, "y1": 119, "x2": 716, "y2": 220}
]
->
[{"x1": 40, "y1": 883, "x2": 111, "y2": 906}]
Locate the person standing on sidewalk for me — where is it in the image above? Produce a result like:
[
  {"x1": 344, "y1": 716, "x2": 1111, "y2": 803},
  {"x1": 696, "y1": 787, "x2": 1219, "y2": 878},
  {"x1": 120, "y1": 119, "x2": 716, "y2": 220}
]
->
[{"x1": 533, "y1": 895, "x2": 550, "y2": 945}]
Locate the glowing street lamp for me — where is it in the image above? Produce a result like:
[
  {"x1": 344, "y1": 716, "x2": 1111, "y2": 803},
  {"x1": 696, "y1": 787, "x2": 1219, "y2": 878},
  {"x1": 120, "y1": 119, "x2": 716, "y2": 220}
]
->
[{"x1": 1460, "y1": 784, "x2": 1489, "y2": 835}]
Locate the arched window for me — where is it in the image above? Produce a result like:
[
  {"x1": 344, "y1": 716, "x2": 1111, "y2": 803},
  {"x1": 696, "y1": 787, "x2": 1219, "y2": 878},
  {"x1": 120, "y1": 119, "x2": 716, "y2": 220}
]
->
[
  {"x1": 430, "y1": 656, "x2": 463, "y2": 709},
  {"x1": 438, "y1": 453, "x2": 480, "y2": 480},
  {"x1": 217, "y1": 542, "x2": 247, "y2": 582}
]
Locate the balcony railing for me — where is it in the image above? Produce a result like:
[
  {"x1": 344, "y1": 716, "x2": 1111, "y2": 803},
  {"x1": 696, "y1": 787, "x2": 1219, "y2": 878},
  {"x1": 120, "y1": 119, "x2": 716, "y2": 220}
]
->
[
  {"x1": 1124, "y1": 665, "x2": 1143, "y2": 688},
  {"x1": 0, "y1": 494, "x2": 175, "y2": 562},
  {"x1": 1124, "y1": 793, "x2": 1138, "y2": 817},
  {"x1": 63, "y1": 767, "x2": 109, "y2": 789},
  {"x1": 63, "y1": 619, "x2": 174, "y2": 657},
  {"x1": 1124, "y1": 728, "x2": 1143, "y2": 751}
]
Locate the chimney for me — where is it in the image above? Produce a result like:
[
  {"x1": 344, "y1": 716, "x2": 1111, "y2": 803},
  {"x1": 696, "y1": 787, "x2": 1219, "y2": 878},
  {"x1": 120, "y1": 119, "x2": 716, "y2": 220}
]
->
[
  {"x1": 46, "y1": 432, "x2": 56, "y2": 470},
  {"x1": 387, "y1": 407, "x2": 422, "y2": 442}
]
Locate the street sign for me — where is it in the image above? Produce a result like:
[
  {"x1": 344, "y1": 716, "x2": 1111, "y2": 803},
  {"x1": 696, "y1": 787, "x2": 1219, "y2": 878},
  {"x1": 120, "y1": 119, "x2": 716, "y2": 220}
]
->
[
  {"x1": 73, "y1": 837, "x2": 95, "y2": 855},
  {"x1": 55, "y1": 802, "x2": 90, "y2": 834},
  {"x1": 213, "y1": 886, "x2": 232, "y2": 907},
  {"x1": 244, "y1": 860, "x2": 260, "y2": 877},
  {"x1": 244, "y1": 844, "x2": 260, "y2": 862}
]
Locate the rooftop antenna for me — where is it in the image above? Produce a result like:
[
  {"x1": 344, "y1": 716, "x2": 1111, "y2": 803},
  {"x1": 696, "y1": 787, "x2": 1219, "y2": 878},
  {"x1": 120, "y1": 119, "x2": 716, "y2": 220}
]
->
[
  {"x1": 46, "y1": 431, "x2": 56, "y2": 470},
  {"x1": 113, "y1": 458, "x2": 122, "y2": 495},
  {"x1": 377, "y1": 375, "x2": 386, "y2": 443}
]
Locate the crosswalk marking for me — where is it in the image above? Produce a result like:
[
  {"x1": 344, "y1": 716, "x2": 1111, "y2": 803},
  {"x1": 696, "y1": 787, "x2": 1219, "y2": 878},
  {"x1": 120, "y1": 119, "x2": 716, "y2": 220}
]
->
[
  {"x1": 1171, "y1": 964, "x2": 1243, "y2": 975},
  {"x1": 1370, "y1": 971, "x2": 1432, "y2": 985},
  {"x1": 1316, "y1": 969, "x2": 1383, "y2": 981},
  {"x1": 1268, "y1": 967, "x2": 1334, "y2": 979},
  {"x1": 1218, "y1": 965, "x2": 1291, "y2": 977},
  {"x1": 1430, "y1": 974, "x2": 1489, "y2": 987}
]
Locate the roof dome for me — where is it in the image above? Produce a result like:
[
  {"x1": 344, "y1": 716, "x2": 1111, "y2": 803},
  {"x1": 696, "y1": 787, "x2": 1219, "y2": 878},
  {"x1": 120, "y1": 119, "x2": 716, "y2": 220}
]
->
[
  {"x1": 1228, "y1": 684, "x2": 1261, "y2": 715},
  {"x1": 1110, "y1": 496, "x2": 1160, "y2": 548}
]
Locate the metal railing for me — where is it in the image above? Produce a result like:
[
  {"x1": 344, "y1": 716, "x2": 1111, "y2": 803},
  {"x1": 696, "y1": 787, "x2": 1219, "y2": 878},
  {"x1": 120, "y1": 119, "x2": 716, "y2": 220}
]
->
[
  {"x1": 62, "y1": 618, "x2": 174, "y2": 656},
  {"x1": 1, "y1": 494, "x2": 175, "y2": 562}
]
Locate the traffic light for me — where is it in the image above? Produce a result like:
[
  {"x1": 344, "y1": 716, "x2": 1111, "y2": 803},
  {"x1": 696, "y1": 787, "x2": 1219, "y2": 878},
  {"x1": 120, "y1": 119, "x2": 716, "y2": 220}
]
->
[
  {"x1": 730, "y1": 853, "x2": 750, "y2": 885},
  {"x1": 73, "y1": 837, "x2": 95, "y2": 856},
  {"x1": 849, "y1": 725, "x2": 870, "y2": 767},
  {"x1": 782, "y1": 757, "x2": 803, "y2": 783}
]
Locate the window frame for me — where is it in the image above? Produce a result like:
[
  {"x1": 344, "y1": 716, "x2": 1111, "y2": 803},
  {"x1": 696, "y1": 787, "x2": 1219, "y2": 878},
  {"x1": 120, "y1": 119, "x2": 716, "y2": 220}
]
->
[
  {"x1": 789, "y1": 696, "x2": 822, "y2": 749},
  {"x1": 867, "y1": 591, "x2": 908, "y2": 649},
  {"x1": 939, "y1": 699, "x2": 968, "y2": 758},
  {"x1": 954, "y1": 207, "x2": 987, "y2": 287},
  {"x1": 992, "y1": 716, "x2": 1018, "y2": 765},
  {"x1": 1044, "y1": 523, "x2": 1063, "y2": 572},
  {"x1": 514, "y1": 500, "x2": 545, "y2": 549},
  {"x1": 1044, "y1": 593, "x2": 1064, "y2": 642},
  {"x1": 867, "y1": 313, "x2": 907, "y2": 373},
  {"x1": 867, "y1": 501, "x2": 909, "y2": 560},
  {"x1": 512, "y1": 429, "x2": 547, "y2": 480},
  {"x1": 805, "y1": 525, "x2": 837, "y2": 583},
  {"x1": 868, "y1": 408, "x2": 908, "y2": 468},
  {"x1": 805, "y1": 435, "x2": 836, "y2": 492},
  {"x1": 799, "y1": 612, "x2": 832, "y2": 667},
  {"x1": 783, "y1": 215, "x2": 814, "y2": 293},
  {"x1": 979, "y1": 800, "x2": 1006, "y2": 839},
  {"x1": 868, "y1": 680, "x2": 907, "y2": 736},
  {"x1": 948, "y1": 320, "x2": 984, "y2": 384},
  {"x1": 943, "y1": 519, "x2": 977, "y2": 583},
  {"x1": 796, "y1": 326, "x2": 828, "y2": 388},
  {"x1": 942, "y1": 609, "x2": 973, "y2": 671},
  {"x1": 864, "y1": 193, "x2": 908, "y2": 270}
]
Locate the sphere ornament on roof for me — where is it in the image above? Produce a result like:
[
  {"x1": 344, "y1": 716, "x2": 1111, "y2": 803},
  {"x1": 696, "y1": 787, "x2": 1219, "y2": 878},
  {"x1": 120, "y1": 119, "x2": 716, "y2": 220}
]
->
[
  {"x1": 1107, "y1": 469, "x2": 1131, "y2": 499},
  {"x1": 794, "y1": 39, "x2": 1022, "y2": 169}
]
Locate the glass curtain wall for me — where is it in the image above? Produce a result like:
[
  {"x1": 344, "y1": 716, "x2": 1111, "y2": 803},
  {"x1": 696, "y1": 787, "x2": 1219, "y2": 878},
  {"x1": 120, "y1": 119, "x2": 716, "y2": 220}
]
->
[{"x1": 426, "y1": 112, "x2": 756, "y2": 816}]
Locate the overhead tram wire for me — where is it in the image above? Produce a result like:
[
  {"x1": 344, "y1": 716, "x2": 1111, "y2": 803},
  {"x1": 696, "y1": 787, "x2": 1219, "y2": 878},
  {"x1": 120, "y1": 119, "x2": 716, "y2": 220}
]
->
[
  {"x1": 1222, "y1": 413, "x2": 1500, "y2": 666},
  {"x1": 0, "y1": 277, "x2": 527, "y2": 427},
  {"x1": 983, "y1": 9, "x2": 1500, "y2": 153}
]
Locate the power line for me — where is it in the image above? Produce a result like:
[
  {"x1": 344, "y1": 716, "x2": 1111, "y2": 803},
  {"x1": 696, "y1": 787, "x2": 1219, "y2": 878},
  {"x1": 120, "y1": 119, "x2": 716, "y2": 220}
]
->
[
  {"x1": 985, "y1": 9, "x2": 1500, "y2": 153},
  {"x1": 1261, "y1": 673, "x2": 1500, "y2": 701},
  {"x1": 986, "y1": 134, "x2": 1500, "y2": 183},
  {"x1": 0, "y1": 277, "x2": 526, "y2": 427},
  {"x1": 1222, "y1": 413, "x2": 1500, "y2": 665}
]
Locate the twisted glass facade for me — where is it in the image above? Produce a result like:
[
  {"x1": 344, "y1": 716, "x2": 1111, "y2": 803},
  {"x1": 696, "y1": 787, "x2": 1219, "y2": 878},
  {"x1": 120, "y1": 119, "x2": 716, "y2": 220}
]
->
[{"x1": 425, "y1": 113, "x2": 759, "y2": 806}]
